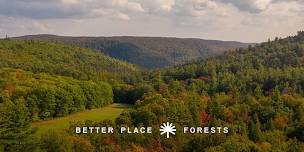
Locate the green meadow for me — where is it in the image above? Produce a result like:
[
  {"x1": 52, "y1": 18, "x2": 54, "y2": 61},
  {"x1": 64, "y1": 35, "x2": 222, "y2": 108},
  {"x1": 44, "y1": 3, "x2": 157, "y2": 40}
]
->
[{"x1": 32, "y1": 103, "x2": 130, "y2": 136}]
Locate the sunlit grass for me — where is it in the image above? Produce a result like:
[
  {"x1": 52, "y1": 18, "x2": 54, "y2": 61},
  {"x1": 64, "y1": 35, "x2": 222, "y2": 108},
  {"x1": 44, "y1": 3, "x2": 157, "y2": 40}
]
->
[{"x1": 32, "y1": 103, "x2": 130, "y2": 136}]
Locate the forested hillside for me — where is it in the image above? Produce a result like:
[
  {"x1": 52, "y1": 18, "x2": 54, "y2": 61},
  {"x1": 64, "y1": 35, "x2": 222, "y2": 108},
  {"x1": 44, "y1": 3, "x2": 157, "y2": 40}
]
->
[
  {"x1": 0, "y1": 39, "x2": 136, "y2": 151},
  {"x1": 0, "y1": 68, "x2": 114, "y2": 151},
  {"x1": 0, "y1": 68, "x2": 113, "y2": 119},
  {"x1": 17, "y1": 35, "x2": 250, "y2": 68},
  {"x1": 0, "y1": 39, "x2": 137, "y2": 81},
  {"x1": 63, "y1": 31, "x2": 303, "y2": 151},
  {"x1": 119, "y1": 31, "x2": 304, "y2": 151},
  {"x1": 1, "y1": 32, "x2": 304, "y2": 151}
]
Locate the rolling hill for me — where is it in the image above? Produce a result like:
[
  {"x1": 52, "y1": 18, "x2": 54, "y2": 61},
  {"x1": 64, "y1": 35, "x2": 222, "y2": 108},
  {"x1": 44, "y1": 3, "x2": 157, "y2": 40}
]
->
[
  {"x1": 0, "y1": 39, "x2": 138, "y2": 81},
  {"x1": 16, "y1": 35, "x2": 251, "y2": 68},
  {"x1": 2, "y1": 32, "x2": 304, "y2": 151}
]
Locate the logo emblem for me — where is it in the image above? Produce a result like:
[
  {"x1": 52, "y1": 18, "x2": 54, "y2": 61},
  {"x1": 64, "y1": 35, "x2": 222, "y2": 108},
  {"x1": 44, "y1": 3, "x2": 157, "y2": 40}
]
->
[{"x1": 160, "y1": 122, "x2": 176, "y2": 138}]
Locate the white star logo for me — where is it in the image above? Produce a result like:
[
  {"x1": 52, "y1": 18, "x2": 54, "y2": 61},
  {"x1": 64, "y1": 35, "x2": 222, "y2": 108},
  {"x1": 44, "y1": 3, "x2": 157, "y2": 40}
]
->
[{"x1": 160, "y1": 122, "x2": 176, "y2": 138}]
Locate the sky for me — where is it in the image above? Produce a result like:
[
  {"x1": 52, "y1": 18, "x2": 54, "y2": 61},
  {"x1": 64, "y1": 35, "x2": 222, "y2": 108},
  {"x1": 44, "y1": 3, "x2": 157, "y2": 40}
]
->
[{"x1": 0, "y1": 0, "x2": 303, "y2": 42}]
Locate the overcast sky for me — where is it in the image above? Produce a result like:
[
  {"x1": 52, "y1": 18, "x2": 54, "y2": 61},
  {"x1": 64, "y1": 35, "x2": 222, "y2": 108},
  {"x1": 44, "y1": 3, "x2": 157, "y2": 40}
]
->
[{"x1": 0, "y1": 0, "x2": 303, "y2": 42}]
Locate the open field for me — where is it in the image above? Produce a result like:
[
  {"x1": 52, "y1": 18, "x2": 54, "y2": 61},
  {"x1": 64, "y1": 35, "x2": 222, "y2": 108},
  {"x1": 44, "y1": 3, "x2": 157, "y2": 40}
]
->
[{"x1": 32, "y1": 103, "x2": 130, "y2": 136}]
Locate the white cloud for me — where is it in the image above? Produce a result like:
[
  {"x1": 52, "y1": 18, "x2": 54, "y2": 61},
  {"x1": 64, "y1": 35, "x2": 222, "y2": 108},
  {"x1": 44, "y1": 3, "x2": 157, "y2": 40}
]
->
[
  {"x1": 32, "y1": 21, "x2": 49, "y2": 31},
  {"x1": 115, "y1": 13, "x2": 130, "y2": 20},
  {"x1": 157, "y1": 0, "x2": 175, "y2": 12},
  {"x1": 136, "y1": 0, "x2": 175, "y2": 13},
  {"x1": 253, "y1": 0, "x2": 272, "y2": 10},
  {"x1": 61, "y1": 0, "x2": 80, "y2": 5},
  {"x1": 112, "y1": 0, "x2": 145, "y2": 12},
  {"x1": 0, "y1": 0, "x2": 143, "y2": 20},
  {"x1": 217, "y1": 0, "x2": 272, "y2": 12},
  {"x1": 0, "y1": 0, "x2": 303, "y2": 42}
]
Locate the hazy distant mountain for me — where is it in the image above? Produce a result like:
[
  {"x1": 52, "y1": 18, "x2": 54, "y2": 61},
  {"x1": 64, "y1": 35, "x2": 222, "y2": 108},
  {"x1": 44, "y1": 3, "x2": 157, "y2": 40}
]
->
[{"x1": 16, "y1": 35, "x2": 251, "y2": 68}]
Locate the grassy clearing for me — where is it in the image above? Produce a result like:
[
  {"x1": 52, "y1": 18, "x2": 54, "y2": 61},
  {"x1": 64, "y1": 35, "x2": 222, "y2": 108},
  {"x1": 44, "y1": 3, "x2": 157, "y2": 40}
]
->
[{"x1": 32, "y1": 103, "x2": 130, "y2": 136}]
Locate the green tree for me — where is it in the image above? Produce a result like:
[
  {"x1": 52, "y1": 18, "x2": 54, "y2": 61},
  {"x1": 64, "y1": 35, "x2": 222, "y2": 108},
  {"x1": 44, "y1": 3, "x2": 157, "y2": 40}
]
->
[
  {"x1": 248, "y1": 114, "x2": 262, "y2": 142},
  {"x1": 0, "y1": 96, "x2": 35, "y2": 151},
  {"x1": 267, "y1": 118, "x2": 275, "y2": 131},
  {"x1": 40, "y1": 130, "x2": 72, "y2": 152}
]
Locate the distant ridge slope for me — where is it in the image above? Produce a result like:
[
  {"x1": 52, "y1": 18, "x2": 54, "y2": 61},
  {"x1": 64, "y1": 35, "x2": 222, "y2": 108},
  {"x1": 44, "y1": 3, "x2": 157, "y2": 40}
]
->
[
  {"x1": 0, "y1": 39, "x2": 137, "y2": 81},
  {"x1": 17, "y1": 35, "x2": 251, "y2": 68}
]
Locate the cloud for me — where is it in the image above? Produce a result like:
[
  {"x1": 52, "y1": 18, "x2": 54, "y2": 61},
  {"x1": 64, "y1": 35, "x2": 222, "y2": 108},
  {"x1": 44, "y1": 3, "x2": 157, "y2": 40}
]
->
[
  {"x1": 217, "y1": 0, "x2": 272, "y2": 13},
  {"x1": 114, "y1": 12, "x2": 130, "y2": 20},
  {"x1": 0, "y1": 15, "x2": 50, "y2": 36},
  {"x1": 174, "y1": 0, "x2": 233, "y2": 17},
  {"x1": 32, "y1": 21, "x2": 49, "y2": 31},
  {"x1": 62, "y1": 0, "x2": 80, "y2": 5},
  {"x1": 0, "y1": 0, "x2": 144, "y2": 20},
  {"x1": 217, "y1": 0, "x2": 304, "y2": 13},
  {"x1": 149, "y1": 0, "x2": 176, "y2": 12},
  {"x1": 112, "y1": 0, "x2": 145, "y2": 12},
  {"x1": 0, "y1": 0, "x2": 303, "y2": 42},
  {"x1": 0, "y1": 0, "x2": 85, "y2": 19},
  {"x1": 0, "y1": 0, "x2": 302, "y2": 19}
]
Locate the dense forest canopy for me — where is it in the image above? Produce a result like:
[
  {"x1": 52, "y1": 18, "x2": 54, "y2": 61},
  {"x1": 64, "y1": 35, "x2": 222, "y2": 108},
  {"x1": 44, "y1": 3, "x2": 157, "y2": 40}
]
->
[
  {"x1": 0, "y1": 39, "x2": 138, "y2": 82},
  {"x1": 107, "y1": 31, "x2": 304, "y2": 151},
  {"x1": 1, "y1": 32, "x2": 304, "y2": 151},
  {"x1": 17, "y1": 35, "x2": 250, "y2": 68},
  {"x1": 159, "y1": 31, "x2": 304, "y2": 94},
  {"x1": 0, "y1": 68, "x2": 113, "y2": 119}
]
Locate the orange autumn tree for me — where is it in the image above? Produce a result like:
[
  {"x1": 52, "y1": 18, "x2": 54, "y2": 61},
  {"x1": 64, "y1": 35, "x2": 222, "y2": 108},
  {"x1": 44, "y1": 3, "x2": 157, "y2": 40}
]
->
[
  {"x1": 5, "y1": 81, "x2": 15, "y2": 96},
  {"x1": 200, "y1": 111, "x2": 211, "y2": 124},
  {"x1": 223, "y1": 108, "x2": 234, "y2": 123},
  {"x1": 274, "y1": 115, "x2": 289, "y2": 130}
]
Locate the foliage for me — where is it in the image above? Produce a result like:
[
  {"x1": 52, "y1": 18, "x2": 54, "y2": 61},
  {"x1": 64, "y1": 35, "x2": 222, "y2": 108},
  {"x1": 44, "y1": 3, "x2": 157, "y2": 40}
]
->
[
  {"x1": 0, "y1": 93, "x2": 36, "y2": 152},
  {"x1": 17, "y1": 35, "x2": 249, "y2": 68},
  {"x1": 0, "y1": 39, "x2": 137, "y2": 81},
  {"x1": 0, "y1": 68, "x2": 113, "y2": 120},
  {"x1": 2, "y1": 31, "x2": 304, "y2": 151}
]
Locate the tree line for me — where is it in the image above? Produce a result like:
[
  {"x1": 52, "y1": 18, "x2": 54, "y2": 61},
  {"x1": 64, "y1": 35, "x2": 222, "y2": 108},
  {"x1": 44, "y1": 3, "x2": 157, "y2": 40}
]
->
[{"x1": 1, "y1": 32, "x2": 304, "y2": 151}]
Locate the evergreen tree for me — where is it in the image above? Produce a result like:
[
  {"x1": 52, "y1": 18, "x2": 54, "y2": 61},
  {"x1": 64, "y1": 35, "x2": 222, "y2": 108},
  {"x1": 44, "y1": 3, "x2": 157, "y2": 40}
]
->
[
  {"x1": 0, "y1": 96, "x2": 35, "y2": 151},
  {"x1": 267, "y1": 118, "x2": 275, "y2": 131},
  {"x1": 248, "y1": 114, "x2": 262, "y2": 142},
  {"x1": 240, "y1": 122, "x2": 248, "y2": 137}
]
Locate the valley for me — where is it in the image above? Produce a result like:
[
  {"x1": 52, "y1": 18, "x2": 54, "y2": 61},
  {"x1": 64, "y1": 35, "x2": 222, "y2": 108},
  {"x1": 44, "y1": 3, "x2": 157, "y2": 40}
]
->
[
  {"x1": 1, "y1": 32, "x2": 304, "y2": 151},
  {"x1": 16, "y1": 35, "x2": 251, "y2": 68}
]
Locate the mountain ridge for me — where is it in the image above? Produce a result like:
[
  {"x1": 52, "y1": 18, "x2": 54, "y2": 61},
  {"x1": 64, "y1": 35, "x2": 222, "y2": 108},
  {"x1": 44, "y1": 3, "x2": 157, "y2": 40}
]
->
[
  {"x1": 0, "y1": 39, "x2": 138, "y2": 81},
  {"x1": 16, "y1": 34, "x2": 251, "y2": 68},
  {"x1": 16, "y1": 34, "x2": 251, "y2": 43}
]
